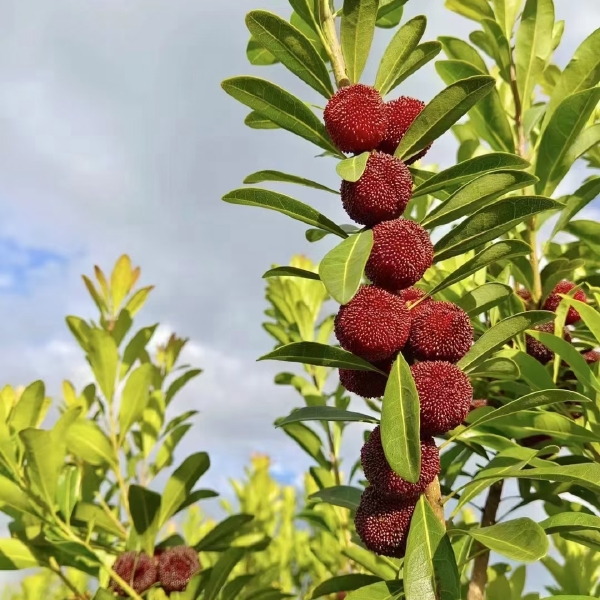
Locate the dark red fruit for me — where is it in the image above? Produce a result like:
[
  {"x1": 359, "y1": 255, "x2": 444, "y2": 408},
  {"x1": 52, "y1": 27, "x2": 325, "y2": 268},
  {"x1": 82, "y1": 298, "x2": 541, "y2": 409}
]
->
[
  {"x1": 543, "y1": 280, "x2": 587, "y2": 325},
  {"x1": 411, "y1": 361, "x2": 473, "y2": 437},
  {"x1": 158, "y1": 546, "x2": 201, "y2": 594},
  {"x1": 341, "y1": 151, "x2": 413, "y2": 227},
  {"x1": 365, "y1": 219, "x2": 434, "y2": 291},
  {"x1": 526, "y1": 322, "x2": 572, "y2": 365},
  {"x1": 354, "y1": 486, "x2": 416, "y2": 558},
  {"x1": 583, "y1": 350, "x2": 600, "y2": 364},
  {"x1": 398, "y1": 287, "x2": 429, "y2": 306},
  {"x1": 406, "y1": 301, "x2": 473, "y2": 363},
  {"x1": 378, "y1": 97, "x2": 431, "y2": 164},
  {"x1": 334, "y1": 285, "x2": 411, "y2": 362},
  {"x1": 111, "y1": 551, "x2": 157, "y2": 596},
  {"x1": 323, "y1": 84, "x2": 387, "y2": 154},
  {"x1": 361, "y1": 426, "x2": 440, "y2": 499},
  {"x1": 339, "y1": 360, "x2": 392, "y2": 398},
  {"x1": 517, "y1": 288, "x2": 532, "y2": 302}
]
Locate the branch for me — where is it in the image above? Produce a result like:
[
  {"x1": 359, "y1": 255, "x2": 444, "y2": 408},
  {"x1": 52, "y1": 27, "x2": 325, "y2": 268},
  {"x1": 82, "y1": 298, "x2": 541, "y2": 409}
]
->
[
  {"x1": 425, "y1": 477, "x2": 445, "y2": 526},
  {"x1": 319, "y1": 0, "x2": 350, "y2": 88}
]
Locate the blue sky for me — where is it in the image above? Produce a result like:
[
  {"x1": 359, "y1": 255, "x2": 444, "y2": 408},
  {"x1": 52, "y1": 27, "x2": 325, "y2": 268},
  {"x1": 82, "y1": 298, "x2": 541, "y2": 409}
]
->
[{"x1": 0, "y1": 0, "x2": 599, "y2": 593}]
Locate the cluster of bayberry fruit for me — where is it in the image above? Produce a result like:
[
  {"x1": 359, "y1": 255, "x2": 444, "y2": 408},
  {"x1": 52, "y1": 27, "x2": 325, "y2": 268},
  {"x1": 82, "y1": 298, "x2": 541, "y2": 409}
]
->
[
  {"x1": 110, "y1": 545, "x2": 200, "y2": 597},
  {"x1": 322, "y1": 84, "x2": 475, "y2": 558}
]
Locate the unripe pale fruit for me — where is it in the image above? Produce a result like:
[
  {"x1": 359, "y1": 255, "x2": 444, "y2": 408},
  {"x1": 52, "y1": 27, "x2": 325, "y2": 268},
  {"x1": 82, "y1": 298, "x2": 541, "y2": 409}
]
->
[
  {"x1": 354, "y1": 486, "x2": 416, "y2": 558},
  {"x1": 543, "y1": 280, "x2": 587, "y2": 325},
  {"x1": 111, "y1": 551, "x2": 157, "y2": 596},
  {"x1": 365, "y1": 219, "x2": 434, "y2": 291},
  {"x1": 526, "y1": 322, "x2": 572, "y2": 365},
  {"x1": 158, "y1": 546, "x2": 201, "y2": 593},
  {"x1": 341, "y1": 152, "x2": 413, "y2": 227},
  {"x1": 334, "y1": 285, "x2": 411, "y2": 362},
  {"x1": 361, "y1": 426, "x2": 440, "y2": 499},
  {"x1": 411, "y1": 361, "x2": 473, "y2": 437},
  {"x1": 339, "y1": 359, "x2": 392, "y2": 398},
  {"x1": 323, "y1": 84, "x2": 387, "y2": 154},
  {"x1": 406, "y1": 301, "x2": 473, "y2": 363}
]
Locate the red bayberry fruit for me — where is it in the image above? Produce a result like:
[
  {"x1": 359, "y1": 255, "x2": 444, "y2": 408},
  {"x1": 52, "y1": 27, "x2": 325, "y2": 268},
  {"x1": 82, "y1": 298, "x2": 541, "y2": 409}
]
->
[
  {"x1": 323, "y1": 84, "x2": 387, "y2": 154},
  {"x1": 365, "y1": 219, "x2": 434, "y2": 291},
  {"x1": 361, "y1": 426, "x2": 440, "y2": 499},
  {"x1": 583, "y1": 350, "x2": 600, "y2": 364},
  {"x1": 543, "y1": 280, "x2": 587, "y2": 325},
  {"x1": 398, "y1": 287, "x2": 429, "y2": 306},
  {"x1": 158, "y1": 546, "x2": 201, "y2": 594},
  {"x1": 526, "y1": 322, "x2": 572, "y2": 365},
  {"x1": 411, "y1": 361, "x2": 473, "y2": 437},
  {"x1": 354, "y1": 486, "x2": 416, "y2": 558},
  {"x1": 517, "y1": 288, "x2": 532, "y2": 302},
  {"x1": 341, "y1": 152, "x2": 413, "y2": 227},
  {"x1": 334, "y1": 285, "x2": 411, "y2": 362},
  {"x1": 339, "y1": 359, "x2": 392, "y2": 398},
  {"x1": 406, "y1": 301, "x2": 473, "y2": 363},
  {"x1": 111, "y1": 551, "x2": 157, "y2": 596},
  {"x1": 377, "y1": 97, "x2": 431, "y2": 163}
]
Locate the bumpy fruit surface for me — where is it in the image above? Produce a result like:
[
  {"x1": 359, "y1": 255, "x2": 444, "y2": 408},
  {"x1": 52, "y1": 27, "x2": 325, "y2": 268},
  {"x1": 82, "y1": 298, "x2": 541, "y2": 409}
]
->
[
  {"x1": 411, "y1": 361, "x2": 473, "y2": 437},
  {"x1": 583, "y1": 350, "x2": 600, "y2": 364},
  {"x1": 378, "y1": 97, "x2": 430, "y2": 163},
  {"x1": 323, "y1": 84, "x2": 387, "y2": 154},
  {"x1": 398, "y1": 287, "x2": 429, "y2": 306},
  {"x1": 339, "y1": 360, "x2": 391, "y2": 398},
  {"x1": 111, "y1": 551, "x2": 157, "y2": 596},
  {"x1": 406, "y1": 301, "x2": 473, "y2": 363},
  {"x1": 341, "y1": 152, "x2": 413, "y2": 227},
  {"x1": 334, "y1": 285, "x2": 411, "y2": 362},
  {"x1": 361, "y1": 426, "x2": 440, "y2": 499},
  {"x1": 354, "y1": 486, "x2": 416, "y2": 558},
  {"x1": 365, "y1": 219, "x2": 434, "y2": 291},
  {"x1": 543, "y1": 280, "x2": 587, "y2": 325},
  {"x1": 517, "y1": 288, "x2": 532, "y2": 303},
  {"x1": 158, "y1": 546, "x2": 201, "y2": 593},
  {"x1": 526, "y1": 322, "x2": 572, "y2": 364}
]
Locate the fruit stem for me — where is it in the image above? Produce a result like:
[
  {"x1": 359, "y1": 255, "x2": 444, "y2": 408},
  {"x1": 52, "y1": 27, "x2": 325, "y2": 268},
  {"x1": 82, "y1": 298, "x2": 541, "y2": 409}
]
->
[
  {"x1": 424, "y1": 477, "x2": 445, "y2": 526},
  {"x1": 319, "y1": 0, "x2": 350, "y2": 88}
]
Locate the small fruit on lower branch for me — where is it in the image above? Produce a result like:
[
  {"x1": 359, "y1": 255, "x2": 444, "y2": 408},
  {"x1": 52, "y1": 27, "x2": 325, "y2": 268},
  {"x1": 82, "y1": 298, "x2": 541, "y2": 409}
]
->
[
  {"x1": 158, "y1": 546, "x2": 201, "y2": 593},
  {"x1": 111, "y1": 551, "x2": 157, "y2": 596},
  {"x1": 543, "y1": 280, "x2": 587, "y2": 325},
  {"x1": 339, "y1": 360, "x2": 392, "y2": 398},
  {"x1": 526, "y1": 322, "x2": 572, "y2": 364}
]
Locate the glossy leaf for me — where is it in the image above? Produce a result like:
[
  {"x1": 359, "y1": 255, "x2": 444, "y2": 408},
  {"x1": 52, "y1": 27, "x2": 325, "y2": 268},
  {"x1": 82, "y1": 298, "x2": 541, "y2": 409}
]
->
[
  {"x1": 129, "y1": 485, "x2": 161, "y2": 555},
  {"x1": 67, "y1": 419, "x2": 116, "y2": 467},
  {"x1": 309, "y1": 485, "x2": 362, "y2": 510},
  {"x1": 387, "y1": 42, "x2": 442, "y2": 92},
  {"x1": 377, "y1": 0, "x2": 408, "y2": 28},
  {"x1": 72, "y1": 502, "x2": 125, "y2": 538},
  {"x1": 336, "y1": 152, "x2": 370, "y2": 182},
  {"x1": 222, "y1": 188, "x2": 348, "y2": 238},
  {"x1": 0, "y1": 474, "x2": 36, "y2": 516},
  {"x1": 0, "y1": 539, "x2": 39, "y2": 570},
  {"x1": 204, "y1": 548, "x2": 247, "y2": 600},
  {"x1": 341, "y1": 0, "x2": 379, "y2": 83},
  {"x1": 540, "y1": 512, "x2": 600, "y2": 534},
  {"x1": 342, "y1": 546, "x2": 397, "y2": 580},
  {"x1": 119, "y1": 363, "x2": 153, "y2": 441},
  {"x1": 9, "y1": 381, "x2": 46, "y2": 432},
  {"x1": 439, "y1": 36, "x2": 488, "y2": 72},
  {"x1": 247, "y1": 36, "x2": 279, "y2": 66},
  {"x1": 244, "y1": 111, "x2": 280, "y2": 129},
  {"x1": 559, "y1": 298, "x2": 600, "y2": 342},
  {"x1": 469, "y1": 356, "x2": 520, "y2": 379},
  {"x1": 87, "y1": 329, "x2": 118, "y2": 402},
  {"x1": 263, "y1": 266, "x2": 321, "y2": 280},
  {"x1": 312, "y1": 575, "x2": 383, "y2": 599},
  {"x1": 195, "y1": 514, "x2": 254, "y2": 551},
  {"x1": 244, "y1": 170, "x2": 338, "y2": 194},
  {"x1": 346, "y1": 581, "x2": 403, "y2": 600},
  {"x1": 445, "y1": 0, "x2": 495, "y2": 21},
  {"x1": 456, "y1": 282, "x2": 513, "y2": 317},
  {"x1": 281, "y1": 422, "x2": 330, "y2": 468},
  {"x1": 276, "y1": 406, "x2": 378, "y2": 427}
]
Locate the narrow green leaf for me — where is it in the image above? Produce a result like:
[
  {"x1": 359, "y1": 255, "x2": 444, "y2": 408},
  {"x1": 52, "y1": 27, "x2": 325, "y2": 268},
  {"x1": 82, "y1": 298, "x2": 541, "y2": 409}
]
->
[
  {"x1": 445, "y1": 0, "x2": 495, "y2": 21},
  {"x1": 565, "y1": 220, "x2": 600, "y2": 255},
  {"x1": 434, "y1": 196, "x2": 562, "y2": 262},
  {"x1": 222, "y1": 188, "x2": 348, "y2": 238},
  {"x1": 119, "y1": 363, "x2": 153, "y2": 441},
  {"x1": 244, "y1": 170, "x2": 338, "y2": 194},
  {"x1": 540, "y1": 512, "x2": 600, "y2": 534},
  {"x1": 195, "y1": 514, "x2": 254, "y2": 552},
  {"x1": 246, "y1": 11, "x2": 333, "y2": 98},
  {"x1": 0, "y1": 539, "x2": 39, "y2": 570},
  {"x1": 439, "y1": 36, "x2": 488, "y2": 72},
  {"x1": 458, "y1": 311, "x2": 554, "y2": 371},
  {"x1": 492, "y1": 0, "x2": 523, "y2": 40},
  {"x1": 346, "y1": 581, "x2": 403, "y2": 600},
  {"x1": 204, "y1": 548, "x2": 247, "y2": 600},
  {"x1": 276, "y1": 406, "x2": 378, "y2": 427},
  {"x1": 456, "y1": 282, "x2": 513, "y2": 317},
  {"x1": 120, "y1": 324, "x2": 157, "y2": 379},
  {"x1": 469, "y1": 356, "x2": 520, "y2": 379},
  {"x1": 221, "y1": 76, "x2": 339, "y2": 154},
  {"x1": 244, "y1": 111, "x2": 280, "y2": 129},
  {"x1": 0, "y1": 474, "x2": 36, "y2": 516},
  {"x1": 467, "y1": 518, "x2": 549, "y2": 562},
  {"x1": 9, "y1": 381, "x2": 46, "y2": 432},
  {"x1": 66, "y1": 419, "x2": 116, "y2": 467},
  {"x1": 289, "y1": 0, "x2": 319, "y2": 33},
  {"x1": 312, "y1": 575, "x2": 383, "y2": 599},
  {"x1": 259, "y1": 342, "x2": 384, "y2": 372},
  {"x1": 93, "y1": 590, "x2": 116, "y2": 600},
  {"x1": 165, "y1": 368, "x2": 202, "y2": 406},
  {"x1": 247, "y1": 36, "x2": 279, "y2": 66},
  {"x1": 395, "y1": 76, "x2": 496, "y2": 162},
  {"x1": 281, "y1": 422, "x2": 330, "y2": 468},
  {"x1": 342, "y1": 546, "x2": 397, "y2": 580},
  {"x1": 375, "y1": 16, "x2": 427, "y2": 96},
  {"x1": 404, "y1": 496, "x2": 461, "y2": 600},
  {"x1": 341, "y1": 0, "x2": 379, "y2": 83},
  {"x1": 386, "y1": 42, "x2": 442, "y2": 92},
  {"x1": 128, "y1": 485, "x2": 161, "y2": 555},
  {"x1": 336, "y1": 152, "x2": 370, "y2": 182},
  {"x1": 73, "y1": 502, "x2": 125, "y2": 538},
  {"x1": 309, "y1": 485, "x2": 363, "y2": 510},
  {"x1": 87, "y1": 329, "x2": 118, "y2": 401},
  {"x1": 319, "y1": 231, "x2": 373, "y2": 305},
  {"x1": 263, "y1": 266, "x2": 321, "y2": 280},
  {"x1": 381, "y1": 354, "x2": 420, "y2": 484}
]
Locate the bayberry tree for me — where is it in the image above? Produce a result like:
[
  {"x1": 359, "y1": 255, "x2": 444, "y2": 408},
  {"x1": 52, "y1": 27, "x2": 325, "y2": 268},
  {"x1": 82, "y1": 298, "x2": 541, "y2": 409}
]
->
[{"x1": 223, "y1": 1, "x2": 600, "y2": 599}]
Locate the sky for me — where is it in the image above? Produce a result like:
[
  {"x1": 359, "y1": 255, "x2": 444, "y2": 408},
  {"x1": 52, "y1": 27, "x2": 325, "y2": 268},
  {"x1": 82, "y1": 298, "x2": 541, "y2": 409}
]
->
[{"x1": 0, "y1": 0, "x2": 599, "y2": 594}]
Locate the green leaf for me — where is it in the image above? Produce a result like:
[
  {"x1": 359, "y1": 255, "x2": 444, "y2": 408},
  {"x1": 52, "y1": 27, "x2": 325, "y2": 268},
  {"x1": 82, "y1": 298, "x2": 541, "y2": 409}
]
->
[
  {"x1": 312, "y1": 575, "x2": 383, "y2": 599},
  {"x1": 221, "y1": 77, "x2": 339, "y2": 154},
  {"x1": 93, "y1": 590, "x2": 116, "y2": 600},
  {"x1": 160, "y1": 452, "x2": 210, "y2": 526},
  {"x1": 204, "y1": 548, "x2": 247, "y2": 600},
  {"x1": 244, "y1": 111, "x2": 280, "y2": 129},
  {"x1": 439, "y1": 36, "x2": 488, "y2": 72},
  {"x1": 395, "y1": 76, "x2": 495, "y2": 163},
  {"x1": 540, "y1": 512, "x2": 600, "y2": 534},
  {"x1": 536, "y1": 87, "x2": 600, "y2": 195},
  {"x1": 309, "y1": 485, "x2": 362, "y2": 510},
  {"x1": 377, "y1": 0, "x2": 406, "y2": 28},
  {"x1": 559, "y1": 298, "x2": 600, "y2": 343},
  {"x1": 195, "y1": 514, "x2": 254, "y2": 551},
  {"x1": 319, "y1": 231, "x2": 373, "y2": 305},
  {"x1": 434, "y1": 196, "x2": 562, "y2": 262},
  {"x1": 469, "y1": 356, "x2": 520, "y2": 379},
  {"x1": 386, "y1": 42, "x2": 442, "y2": 92},
  {"x1": 66, "y1": 419, "x2": 116, "y2": 467},
  {"x1": 540, "y1": 597, "x2": 599, "y2": 600},
  {"x1": 346, "y1": 581, "x2": 403, "y2": 600},
  {"x1": 0, "y1": 474, "x2": 36, "y2": 516},
  {"x1": 456, "y1": 282, "x2": 513, "y2": 317},
  {"x1": 565, "y1": 220, "x2": 600, "y2": 255},
  {"x1": 341, "y1": 0, "x2": 379, "y2": 83},
  {"x1": 247, "y1": 36, "x2": 279, "y2": 66},
  {"x1": 381, "y1": 354, "x2": 421, "y2": 484},
  {"x1": 119, "y1": 363, "x2": 153, "y2": 442},
  {"x1": 467, "y1": 518, "x2": 549, "y2": 562},
  {"x1": 375, "y1": 16, "x2": 427, "y2": 96},
  {"x1": 404, "y1": 496, "x2": 461, "y2": 600},
  {"x1": 413, "y1": 153, "x2": 529, "y2": 198},
  {"x1": 480, "y1": 19, "x2": 512, "y2": 81},
  {"x1": 492, "y1": 0, "x2": 524, "y2": 40},
  {"x1": 281, "y1": 422, "x2": 330, "y2": 468},
  {"x1": 259, "y1": 342, "x2": 384, "y2": 372},
  {"x1": 87, "y1": 329, "x2": 118, "y2": 401},
  {"x1": 0, "y1": 539, "x2": 39, "y2": 570},
  {"x1": 246, "y1": 11, "x2": 333, "y2": 98},
  {"x1": 336, "y1": 152, "x2": 370, "y2": 182},
  {"x1": 445, "y1": 0, "x2": 495, "y2": 21},
  {"x1": 121, "y1": 324, "x2": 157, "y2": 379},
  {"x1": 73, "y1": 502, "x2": 125, "y2": 537},
  {"x1": 222, "y1": 188, "x2": 347, "y2": 238},
  {"x1": 128, "y1": 485, "x2": 161, "y2": 555},
  {"x1": 342, "y1": 546, "x2": 397, "y2": 580},
  {"x1": 423, "y1": 170, "x2": 537, "y2": 229},
  {"x1": 289, "y1": 0, "x2": 319, "y2": 32},
  {"x1": 244, "y1": 170, "x2": 338, "y2": 194},
  {"x1": 263, "y1": 266, "x2": 321, "y2": 280},
  {"x1": 458, "y1": 311, "x2": 554, "y2": 371},
  {"x1": 9, "y1": 381, "x2": 46, "y2": 431},
  {"x1": 276, "y1": 406, "x2": 378, "y2": 427},
  {"x1": 430, "y1": 240, "x2": 530, "y2": 295}
]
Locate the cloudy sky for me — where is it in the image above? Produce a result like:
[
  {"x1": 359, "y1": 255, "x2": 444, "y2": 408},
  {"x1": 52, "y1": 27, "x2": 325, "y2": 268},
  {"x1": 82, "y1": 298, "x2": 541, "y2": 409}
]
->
[{"x1": 0, "y1": 0, "x2": 599, "y2": 593}]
